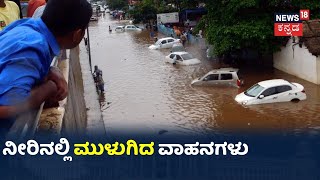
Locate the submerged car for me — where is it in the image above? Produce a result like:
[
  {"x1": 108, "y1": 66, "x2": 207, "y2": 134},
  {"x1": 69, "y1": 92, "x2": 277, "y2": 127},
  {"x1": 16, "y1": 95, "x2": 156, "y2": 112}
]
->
[
  {"x1": 171, "y1": 43, "x2": 186, "y2": 53},
  {"x1": 149, "y1": 37, "x2": 181, "y2": 50},
  {"x1": 115, "y1": 26, "x2": 125, "y2": 32},
  {"x1": 90, "y1": 15, "x2": 98, "y2": 21},
  {"x1": 235, "y1": 79, "x2": 306, "y2": 105},
  {"x1": 191, "y1": 68, "x2": 243, "y2": 87},
  {"x1": 124, "y1": 25, "x2": 142, "y2": 31},
  {"x1": 165, "y1": 52, "x2": 201, "y2": 65}
]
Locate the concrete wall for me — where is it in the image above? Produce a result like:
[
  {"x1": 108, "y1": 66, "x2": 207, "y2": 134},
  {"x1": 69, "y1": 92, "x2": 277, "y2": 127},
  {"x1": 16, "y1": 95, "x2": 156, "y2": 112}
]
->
[
  {"x1": 78, "y1": 42, "x2": 106, "y2": 136},
  {"x1": 62, "y1": 47, "x2": 87, "y2": 136},
  {"x1": 273, "y1": 38, "x2": 319, "y2": 84},
  {"x1": 317, "y1": 57, "x2": 320, "y2": 85},
  {"x1": 62, "y1": 46, "x2": 106, "y2": 136}
]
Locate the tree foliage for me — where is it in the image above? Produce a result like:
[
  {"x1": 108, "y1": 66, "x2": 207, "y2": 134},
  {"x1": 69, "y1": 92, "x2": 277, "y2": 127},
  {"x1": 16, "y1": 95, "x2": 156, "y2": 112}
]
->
[
  {"x1": 203, "y1": 0, "x2": 320, "y2": 56},
  {"x1": 107, "y1": 0, "x2": 127, "y2": 10},
  {"x1": 129, "y1": 0, "x2": 158, "y2": 23}
]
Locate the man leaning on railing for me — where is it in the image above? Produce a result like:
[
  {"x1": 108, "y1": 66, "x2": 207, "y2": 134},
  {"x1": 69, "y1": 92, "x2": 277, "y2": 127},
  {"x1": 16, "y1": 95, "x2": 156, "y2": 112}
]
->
[{"x1": 0, "y1": 0, "x2": 93, "y2": 136}]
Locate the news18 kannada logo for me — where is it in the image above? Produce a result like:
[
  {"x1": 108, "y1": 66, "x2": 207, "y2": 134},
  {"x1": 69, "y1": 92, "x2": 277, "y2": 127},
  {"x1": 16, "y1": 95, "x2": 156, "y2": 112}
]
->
[{"x1": 274, "y1": 10, "x2": 309, "y2": 36}]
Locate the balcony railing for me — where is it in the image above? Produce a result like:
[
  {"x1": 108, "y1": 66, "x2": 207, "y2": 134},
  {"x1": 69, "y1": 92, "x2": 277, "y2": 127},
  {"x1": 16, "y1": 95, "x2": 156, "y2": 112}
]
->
[{"x1": 7, "y1": 53, "x2": 67, "y2": 140}]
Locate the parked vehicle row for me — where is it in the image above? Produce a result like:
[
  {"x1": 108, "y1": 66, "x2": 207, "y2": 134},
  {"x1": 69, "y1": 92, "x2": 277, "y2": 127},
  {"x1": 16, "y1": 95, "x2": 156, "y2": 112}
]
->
[
  {"x1": 115, "y1": 25, "x2": 142, "y2": 32},
  {"x1": 148, "y1": 37, "x2": 307, "y2": 106}
]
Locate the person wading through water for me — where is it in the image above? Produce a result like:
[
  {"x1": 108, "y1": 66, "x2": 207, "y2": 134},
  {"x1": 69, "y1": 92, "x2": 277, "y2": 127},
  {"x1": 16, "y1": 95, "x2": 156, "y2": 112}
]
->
[{"x1": 93, "y1": 65, "x2": 104, "y2": 93}]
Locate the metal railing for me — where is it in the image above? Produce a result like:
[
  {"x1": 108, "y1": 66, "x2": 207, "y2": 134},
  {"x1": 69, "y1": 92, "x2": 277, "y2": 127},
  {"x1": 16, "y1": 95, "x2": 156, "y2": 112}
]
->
[{"x1": 7, "y1": 57, "x2": 59, "y2": 140}]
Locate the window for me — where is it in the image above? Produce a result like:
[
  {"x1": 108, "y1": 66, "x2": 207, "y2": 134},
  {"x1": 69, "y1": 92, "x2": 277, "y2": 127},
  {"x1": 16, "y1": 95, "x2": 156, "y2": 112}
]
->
[
  {"x1": 176, "y1": 55, "x2": 182, "y2": 60},
  {"x1": 220, "y1": 73, "x2": 233, "y2": 80},
  {"x1": 203, "y1": 74, "x2": 219, "y2": 81},
  {"x1": 161, "y1": 40, "x2": 167, "y2": 44},
  {"x1": 244, "y1": 84, "x2": 264, "y2": 97},
  {"x1": 261, "y1": 87, "x2": 277, "y2": 97},
  {"x1": 168, "y1": 39, "x2": 174, "y2": 43},
  {"x1": 169, "y1": 54, "x2": 175, "y2": 59},
  {"x1": 276, "y1": 85, "x2": 292, "y2": 93}
]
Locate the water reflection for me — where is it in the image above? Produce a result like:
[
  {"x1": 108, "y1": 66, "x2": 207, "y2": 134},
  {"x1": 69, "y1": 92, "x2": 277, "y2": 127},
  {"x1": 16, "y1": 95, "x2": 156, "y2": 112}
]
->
[{"x1": 83, "y1": 14, "x2": 320, "y2": 134}]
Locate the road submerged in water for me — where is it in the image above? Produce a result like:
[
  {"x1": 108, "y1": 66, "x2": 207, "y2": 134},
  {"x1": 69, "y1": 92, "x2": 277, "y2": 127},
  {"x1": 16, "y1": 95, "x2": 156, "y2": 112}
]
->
[{"x1": 81, "y1": 14, "x2": 320, "y2": 135}]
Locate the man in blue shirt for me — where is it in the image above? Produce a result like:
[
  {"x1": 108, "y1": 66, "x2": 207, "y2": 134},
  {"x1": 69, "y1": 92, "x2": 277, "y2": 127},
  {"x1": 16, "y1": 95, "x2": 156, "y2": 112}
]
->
[{"x1": 0, "y1": 0, "x2": 92, "y2": 130}]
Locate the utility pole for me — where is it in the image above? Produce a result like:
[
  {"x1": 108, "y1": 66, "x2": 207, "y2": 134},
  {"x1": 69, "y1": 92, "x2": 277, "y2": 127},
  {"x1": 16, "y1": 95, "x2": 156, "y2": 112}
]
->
[{"x1": 86, "y1": 27, "x2": 93, "y2": 73}]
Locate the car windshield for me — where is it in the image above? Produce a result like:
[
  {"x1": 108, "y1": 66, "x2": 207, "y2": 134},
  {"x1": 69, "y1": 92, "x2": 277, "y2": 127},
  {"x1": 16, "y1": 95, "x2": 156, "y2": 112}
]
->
[
  {"x1": 289, "y1": 82, "x2": 297, "y2": 87},
  {"x1": 181, "y1": 54, "x2": 193, "y2": 60},
  {"x1": 155, "y1": 40, "x2": 162, "y2": 45},
  {"x1": 244, "y1": 84, "x2": 264, "y2": 97}
]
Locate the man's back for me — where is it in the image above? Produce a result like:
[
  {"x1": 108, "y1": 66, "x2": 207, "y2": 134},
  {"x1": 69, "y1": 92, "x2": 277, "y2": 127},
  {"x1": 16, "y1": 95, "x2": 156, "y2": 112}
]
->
[{"x1": 0, "y1": 18, "x2": 59, "y2": 106}]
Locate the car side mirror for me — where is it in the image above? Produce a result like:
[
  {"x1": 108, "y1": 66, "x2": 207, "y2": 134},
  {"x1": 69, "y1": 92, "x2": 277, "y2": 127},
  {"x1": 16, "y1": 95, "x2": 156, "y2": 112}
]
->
[{"x1": 258, "y1": 95, "x2": 264, "y2": 99}]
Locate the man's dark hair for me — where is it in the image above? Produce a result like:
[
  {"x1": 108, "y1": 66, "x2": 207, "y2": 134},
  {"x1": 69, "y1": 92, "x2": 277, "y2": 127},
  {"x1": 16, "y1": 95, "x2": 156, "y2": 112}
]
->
[{"x1": 41, "y1": 0, "x2": 92, "y2": 36}]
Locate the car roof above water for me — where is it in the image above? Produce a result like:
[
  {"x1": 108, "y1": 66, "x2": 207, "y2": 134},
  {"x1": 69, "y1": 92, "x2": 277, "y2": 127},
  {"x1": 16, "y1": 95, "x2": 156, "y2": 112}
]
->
[
  {"x1": 258, "y1": 79, "x2": 291, "y2": 88},
  {"x1": 171, "y1": 51, "x2": 189, "y2": 55},
  {"x1": 207, "y1": 68, "x2": 239, "y2": 74},
  {"x1": 160, "y1": 37, "x2": 175, "y2": 41}
]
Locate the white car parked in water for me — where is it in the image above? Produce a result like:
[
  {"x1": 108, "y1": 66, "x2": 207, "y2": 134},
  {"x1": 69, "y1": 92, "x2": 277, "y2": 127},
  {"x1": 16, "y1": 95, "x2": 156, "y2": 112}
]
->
[
  {"x1": 191, "y1": 68, "x2": 243, "y2": 88},
  {"x1": 115, "y1": 26, "x2": 125, "y2": 32},
  {"x1": 235, "y1": 79, "x2": 306, "y2": 105},
  {"x1": 149, "y1": 37, "x2": 181, "y2": 50},
  {"x1": 124, "y1": 25, "x2": 142, "y2": 31},
  {"x1": 165, "y1": 52, "x2": 201, "y2": 65}
]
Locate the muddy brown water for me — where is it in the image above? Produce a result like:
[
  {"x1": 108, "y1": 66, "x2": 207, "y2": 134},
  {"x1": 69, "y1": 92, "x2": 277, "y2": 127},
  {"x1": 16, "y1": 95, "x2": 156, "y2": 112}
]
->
[{"x1": 83, "y1": 14, "x2": 320, "y2": 134}]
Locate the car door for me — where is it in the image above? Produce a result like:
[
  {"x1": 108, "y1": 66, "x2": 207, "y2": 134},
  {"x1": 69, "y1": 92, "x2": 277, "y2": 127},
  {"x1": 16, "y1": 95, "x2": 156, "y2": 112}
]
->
[
  {"x1": 258, "y1": 87, "x2": 278, "y2": 104},
  {"x1": 202, "y1": 74, "x2": 219, "y2": 85},
  {"x1": 167, "y1": 39, "x2": 175, "y2": 48},
  {"x1": 168, "y1": 54, "x2": 176, "y2": 63},
  {"x1": 160, "y1": 40, "x2": 167, "y2": 48},
  {"x1": 275, "y1": 85, "x2": 293, "y2": 102},
  {"x1": 219, "y1": 73, "x2": 234, "y2": 87},
  {"x1": 175, "y1": 55, "x2": 183, "y2": 64}
]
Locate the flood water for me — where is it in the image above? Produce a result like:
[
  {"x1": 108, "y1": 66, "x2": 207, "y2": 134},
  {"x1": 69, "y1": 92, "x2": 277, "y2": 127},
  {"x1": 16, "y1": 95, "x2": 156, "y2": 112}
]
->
[{"x1": 83, "y1": 14, "x2": 320, "y2": 135}]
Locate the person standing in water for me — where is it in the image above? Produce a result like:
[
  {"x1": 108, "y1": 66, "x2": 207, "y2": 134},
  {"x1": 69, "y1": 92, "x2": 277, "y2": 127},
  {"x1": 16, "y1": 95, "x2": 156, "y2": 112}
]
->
[{"x1": 93, "y1": 65, "x2": 104, "y2": 92}]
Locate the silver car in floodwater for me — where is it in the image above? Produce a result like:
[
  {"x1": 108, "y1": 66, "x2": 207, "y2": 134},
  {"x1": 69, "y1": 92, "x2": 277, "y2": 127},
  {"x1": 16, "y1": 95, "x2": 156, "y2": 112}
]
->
[
  {"x1": 171, "y1": 43, "x2": 186, "y2": 53},
  {"x1": 191, "y1": 68, "x2": 244, "y2": 88}
]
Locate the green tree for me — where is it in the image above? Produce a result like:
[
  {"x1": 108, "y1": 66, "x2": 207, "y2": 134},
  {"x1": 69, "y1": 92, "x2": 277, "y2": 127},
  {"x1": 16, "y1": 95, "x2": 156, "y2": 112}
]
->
[
  {"x1": 203, "y1": 0, "x2": 320, "y2": 57},
  {"x1": 129, "y1": 0, "x2": 158, "y2": 23},
  {"x1": 107, "y1": 0, "x2": 127, "y2": 10}
]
